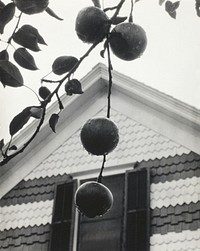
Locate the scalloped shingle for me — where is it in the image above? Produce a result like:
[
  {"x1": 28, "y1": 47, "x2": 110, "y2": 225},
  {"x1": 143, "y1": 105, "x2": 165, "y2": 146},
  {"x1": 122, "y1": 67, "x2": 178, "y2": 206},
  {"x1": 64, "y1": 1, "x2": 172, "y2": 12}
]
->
[
  {"x1": 150, "y1": 229, "x2": 200, "y2": 251},
  {"x1": 0, "y1": 200, "x2": 53, "y2": 231},
  {"x1": 25, "y1": 107, "x2": 190, "y2": 180},
  {"x1": 151, "y1": 176, "x2": 200, "y2": 209}
]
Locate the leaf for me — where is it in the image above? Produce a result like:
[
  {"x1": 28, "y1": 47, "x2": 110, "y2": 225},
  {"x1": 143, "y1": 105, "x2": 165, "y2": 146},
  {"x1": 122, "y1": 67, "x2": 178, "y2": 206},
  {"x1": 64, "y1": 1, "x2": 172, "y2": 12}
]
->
[
  {"x1": 195, "y1": 0, "x2": 200, "y2": 17},
  {"x1": 9, "y1": 145, "x2": 17, "y2": 151},
  {"x1": 0, "y1": 50, "x2": 9, "y2": 60},
  {"x1": 45, "y1": 7, "x2": 63, "y2": 21},
  {"x1": 14, "y1": 47, "x2": 38, "y2": 70},
  {"x1": 20, "y1": 25, "x2": 47, "y2": 45},
  {"x1": 9, "y1": 107, "x2": 31, "y2": 136},
  {"x1": 30, "y1": 106, "x2": 43, "y2": 119},
  {"x1": 0, "y1": 60, "x2": 23, "y2": 87},
  {"x1": 0, "y1": 139, "x2": 4, "y2": 151},
  {"x1": 91, "y1": 0, "x2": 101, "y2": 8},
  {"x1": 52, "y1": 56, "x2": 78, "y2": 75},
  {"x1": 0, "y1": 3, "x2": 15, "y2": 34},
  {"x1": 38, "y1": 86, "x2": 51, "y2": 100},
  {"x1": 111, "y1": 16, "x2": 127, "y2": 25},
  {"x1": 13, "y1": 28, "x2": 41, "y2": 52},
  {"x1": 159, "y1": 0, "x2": 166, "y2": 5},
  {"x1": 165, "y1": 1, "x2": 180, "y2": 19},
  {"x1": 64, "y1": 79, "x2": 83, "y2": 96},
  {"x1": 49, "y1": 113, "x2": 59, "y2": 133},
  {"x1": 0, "y1": 1, "x2": 5, "y2": 11}
]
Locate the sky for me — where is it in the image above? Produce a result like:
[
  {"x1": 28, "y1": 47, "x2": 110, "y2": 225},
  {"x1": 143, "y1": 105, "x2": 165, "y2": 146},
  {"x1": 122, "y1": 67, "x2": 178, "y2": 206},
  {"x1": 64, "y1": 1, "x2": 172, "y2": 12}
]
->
[{"x1": 1, "y1": 0, "x2": 200, "y2": 142}]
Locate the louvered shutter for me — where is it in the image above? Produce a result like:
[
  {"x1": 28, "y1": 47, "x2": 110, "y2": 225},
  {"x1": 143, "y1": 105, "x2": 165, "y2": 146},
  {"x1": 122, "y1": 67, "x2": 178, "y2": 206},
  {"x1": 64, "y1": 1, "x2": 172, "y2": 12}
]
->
[
  {"x1": 50, "y1": 180, "x2": 77, "y2": 251},
  {"x1": 124, "y1": 168, "x2": 150, "y2": 251}
]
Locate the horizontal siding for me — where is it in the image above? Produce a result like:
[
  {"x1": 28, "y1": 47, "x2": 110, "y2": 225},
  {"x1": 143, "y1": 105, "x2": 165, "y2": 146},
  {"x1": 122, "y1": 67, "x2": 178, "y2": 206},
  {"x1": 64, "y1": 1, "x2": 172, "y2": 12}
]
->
[
  {"x1": 148, "y1": 151, "x2": 200, "y2": 250},
  {"x1": 140, "y1": 152, "x2": 200, "y2": 184},
  {"x1": 0, "y1": 224, "x2": 50, "y2": 250},
  {"x1": 0, "y1": 200, "x2": 53, "y2": 231},
  {"x1": 0, "y1": 174, "x2": 72, "y2": 207},
  {"x1": 151, "y1": 201, "x2": 200, "y2": 235},
  {"x1": 150, "y1": 229, "x2": 200, "y2": 251},
  {"x1": 151, "y1": 176, "x2": 200, "y2": 208}
]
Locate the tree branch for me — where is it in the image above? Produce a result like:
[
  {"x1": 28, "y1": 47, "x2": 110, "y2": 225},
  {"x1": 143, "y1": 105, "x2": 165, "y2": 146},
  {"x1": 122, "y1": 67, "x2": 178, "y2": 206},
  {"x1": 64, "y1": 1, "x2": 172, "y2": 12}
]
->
[
  {"x1": 0, "y1": 0, "x2": 126, "y2": 166},
  {"x1": 0, "y1": 40, "x2": 101, "y2": 166},
  {"x1": 0, "y1": 107, "x2": 46, "y2": 166}
]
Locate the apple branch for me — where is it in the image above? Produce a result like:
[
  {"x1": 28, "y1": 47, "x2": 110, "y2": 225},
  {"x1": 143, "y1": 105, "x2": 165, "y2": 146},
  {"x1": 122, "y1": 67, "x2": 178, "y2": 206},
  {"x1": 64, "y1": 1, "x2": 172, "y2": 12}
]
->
[
  {"x1": 0, "y1": 40, "x2": 101, "y2": 166},
  {"x1": 0, "y1": 0, "x2": 126, "y2": 166}
]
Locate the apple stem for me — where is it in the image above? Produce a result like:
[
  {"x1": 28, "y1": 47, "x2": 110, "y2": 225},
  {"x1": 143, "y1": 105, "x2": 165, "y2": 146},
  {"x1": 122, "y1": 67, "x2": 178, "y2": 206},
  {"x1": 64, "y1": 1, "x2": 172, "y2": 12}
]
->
[
  {"x1": 106, "y1": 40, "x2": 113, "y2": 118},
  {"x1": 128, "y1": 0, "x2": 134, "y2": 23},
  {"x1": 97, "y1": 154, "x2": 106, "y2": 183}
]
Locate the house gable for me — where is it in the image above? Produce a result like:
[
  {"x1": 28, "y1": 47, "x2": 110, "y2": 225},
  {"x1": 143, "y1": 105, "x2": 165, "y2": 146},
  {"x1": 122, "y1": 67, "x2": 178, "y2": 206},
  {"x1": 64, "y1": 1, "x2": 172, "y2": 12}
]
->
[
  {"x1": 1, "y1": 63, "x2": 200, "y2": 250},
  {"x1": 24, "y1": 106, "x2": 190, "y2": 181},
  {"x1": 0, "y1": 63, "x2": 198, "y2": 198}
]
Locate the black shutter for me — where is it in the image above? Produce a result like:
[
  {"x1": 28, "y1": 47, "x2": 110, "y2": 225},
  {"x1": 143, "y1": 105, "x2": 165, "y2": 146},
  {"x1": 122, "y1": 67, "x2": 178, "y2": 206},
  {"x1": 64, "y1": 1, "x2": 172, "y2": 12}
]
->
[
  {"x1": 124, "y1": 168, "x2": 150, "y2": 251},
  {"x1": 50, "y1": 180, "x2": 76, "y2": 251}
]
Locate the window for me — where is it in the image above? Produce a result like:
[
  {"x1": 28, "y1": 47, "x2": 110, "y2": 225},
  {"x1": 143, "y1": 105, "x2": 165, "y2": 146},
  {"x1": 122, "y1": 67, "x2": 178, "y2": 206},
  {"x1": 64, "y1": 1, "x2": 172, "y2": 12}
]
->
[
  {"x1": 50, "y1": 168, "x2": 150, "y2": 251},
  {"x1": 77, "y1": 174, "x2": 125, "y2": 251}
]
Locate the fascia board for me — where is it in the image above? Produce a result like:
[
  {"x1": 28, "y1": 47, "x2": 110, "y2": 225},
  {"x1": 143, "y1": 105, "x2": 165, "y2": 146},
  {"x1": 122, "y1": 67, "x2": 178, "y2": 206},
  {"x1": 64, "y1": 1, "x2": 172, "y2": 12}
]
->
[{"x1": 109, "y1": 68, "x2": 200, "y2": 131}]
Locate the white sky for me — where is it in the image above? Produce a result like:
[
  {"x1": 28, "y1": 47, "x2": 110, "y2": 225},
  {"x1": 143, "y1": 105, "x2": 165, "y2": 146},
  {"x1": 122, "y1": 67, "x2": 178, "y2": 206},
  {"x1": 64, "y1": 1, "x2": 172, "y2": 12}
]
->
[{"x1": 1, "y1": 0, "x2": 200, "y2": 142}]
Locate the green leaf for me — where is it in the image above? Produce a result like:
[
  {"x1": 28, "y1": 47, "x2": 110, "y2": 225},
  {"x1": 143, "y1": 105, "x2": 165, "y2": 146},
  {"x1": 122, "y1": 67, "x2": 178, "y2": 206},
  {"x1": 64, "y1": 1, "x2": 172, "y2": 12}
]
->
[
  {"x1": 38, "y1": 86, "x2": 51, "y2": 100},
  {"x1": 52, "y1": 56, "x2": 78, "y2": 75},
  {"x1": 0, "y1": 3, "x2": 15, "y2": 34},
  {"x1": 195, "y1": 0, "x2": 200, "y2": 17},
  {"x1": 0, "y1": 60, "x2": 24, "y2": 87},
  {"x1": 9, "y1": 107, "x2": 31, "y2": 136},
  {"x1": 91, "y1": 0, "x2": 101, "y2": 8},
  {"x1": 45, "y1": 7, "x2": 63, "y2": 21},
  {"x1": 65, "y1": 79, "x2": 83, "y2": 96},
  {"x1": 14, "y1": 47, "x2": 38, "y2": 70},
  {"x1": 0, "y1": 1, "x2": 5, "y2": 11},
  {"x1": 0, "y1": 139, "x2": 4, "y2": 151},
  {"x1": 159, "y1": 0, "x2": 166, "y2": 5},
  {"x1": 0, "y1": 50, "x2": 9, "y2": 60},
  {"x1": 13, "y1": 28, "x2": 41, "y2": 52},
  {"x1": 9, "y1": 145, "x2": 17, "y2": 151},
  {"x1": 165, "y1": 1, "x2": 180, "y2": 19},
  {"x1": 30, "y1": 106, "x2": 43, "y2": 119},
  {"x1": 111, "y1": 16, "x2": 127, "y2": 25},
  {"x1": 20, "y1": 25, "x2": 47, "y2": 45},
  {"x1": 49, "y1": 113, "x2": 59, "y2": 133}
]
